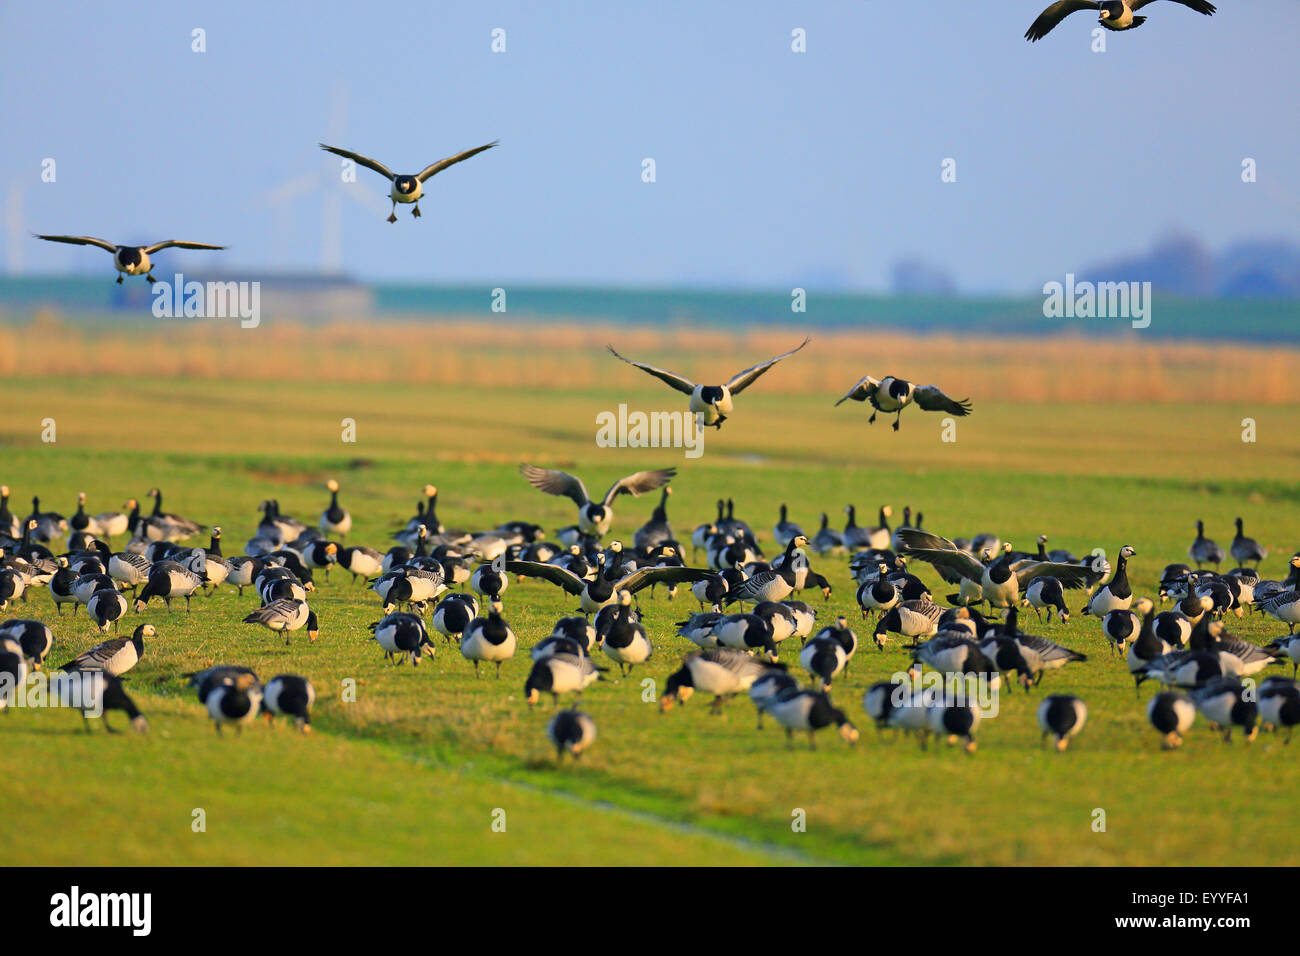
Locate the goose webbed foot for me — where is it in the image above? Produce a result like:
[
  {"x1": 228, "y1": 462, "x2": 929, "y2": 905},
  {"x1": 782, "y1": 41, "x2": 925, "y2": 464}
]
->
[
  {"x1": 146, "y1": 273, "x2": 156, "y2": 285},
  {"x1": 387, "y1": 210, "x2": 398, "y2": 224},
  {"x1": 115, "y1": 275, "x2": 124, "y2": 285},
  {"x1": 412, "y1": 205, "x2": 421, "y2": 219},
  {"x1": 867, "y1": 412, "x2": 877, "y2": 425}
]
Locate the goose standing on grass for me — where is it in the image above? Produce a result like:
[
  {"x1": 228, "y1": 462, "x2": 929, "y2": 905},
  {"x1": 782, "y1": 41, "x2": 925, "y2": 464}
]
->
[
  {"x1": 772, "y1": 504, "x2": 804, "y2": 550},
  {"x1": 520, "y1": 464, "x2": 675, "y2": 538},
  {"x1": 764, "y1": 689, "x2": 859, "y2": 750},
  {"x1": 1037, "y1": 695, "x2": 1088, "y2": 751},
  {"x1": 1024, "y1": 576, "x2": 1070, "y2": 624},
  {"x1": 243, "y1": 599, "x2": 319, "y2": 645},
  {"x1": 799, "y1": 635, "x2": 848, "y2": 690},
  {"x1": 811, "y1": 513, "x2": 843, "y2": 556},
  {"x1": 319, "y1": 480, "x2": 352, "y2": 541},
  {"x1": 1190, "y1": 677, "x2": 1258, "y2": 743},
  {"x1": 749, "y1": 670, "x2": 799, "y2": 730},
  {"x1": 835, "y1": 375, "x2": 972, "y2": 432},
  {"x1": 634, "y1": 486, "x2": 675, "y2": 551},
  {"x1": 843, "y1": 505, "x2": 890, "y2": 551},
  {"x1": 1102, "y1": 596, "x2": 1153, "y2": 655},
  {"x1": 263, "y1": 675, "x2": 315, "y2": 732},
  {"x1": 606, "y1": 338, "x2": 810, "y2": 429},
  {"x1": 87, "y1": 587, "x2": 129, "y2": 633},
  {"x1": 460, "y1": 610, "x2": 517, "y2": 677},
  {"x1": 600, "y1": 590, "x2": 652, "y2": 676},
  {"x1": 659, "y1": 648, "x2": 783, "y2": 713},
  {"x1": 724, "y1": 535, "x2": 809, "y2": 606},
  {"x1": 0, "y1": 643, "x2": 26, "y2": 711},
  {"x1": 133, "y1": 553, "x2": 206, "y2": 612},
  {"x1": 63, "y1": 670, "x2": 148, "y2": 734},
  {"x1": 60, "y1": 623, "x2": 154, "y2": 677},
  {"x1": 207, "y1": 672, "x2": 263, "y2": 735},
  {"x1": 1025, "y1": 0, "x2": 1216, "y2": 43},
  {"x1": 875, "y1": 597, "x2": 944, "y2": 647},
  {"x1": 143, "y1": 488, "x2": 203, "y2": 542},
  {"x1": 33, "y1": 234, "x2": 225, "y2": 283},
  {"x1": 338, "y1": 545, "x2": 383, "y2": 584},
  {"x1": 0, "y1": 486, "x2": 18, "y2": 539},
  {"x1": 525, "y1": 653, "x2": 602, "y2": 706},
  {"x1": 90, "y1": 499, "x2": 130, "y2": 540},
  {"x1": 432, "y1": 593, "x2": 479, "y2": 644},
  {"x1": 547, "y1": 709, "x2": 597, "y2": 761},
  {"x1": 369, "y1": 612, "x2": 432, "y2": 666},
  {"x1": 0, "y1": 619, "x2": 52, "y2": 670},
  {"x1": 1082, "y1": 545, "x2": 1136, "y2": 616},
  {"x1": 927, "y1": 703, "x2": 981, "y2": 754},
  {"x1": 1264, "y1": 636, "x2": 1300, "y2": 677},
  {"x1": 0, "y1": 568, "x2": 23, "y2": 612},
  {"x1": 1230, "y1": 518, "x2": 1266, "y2": 568},
  {"x1": 1189, "y1": 521, "x2": 1225, "y2": 570},
  {"x1": 319, "y1": 141, "x2": 498, "y2": 223},
  {"x1": 1259, "y1": 679, "x2": 1300, "y2": 740}
]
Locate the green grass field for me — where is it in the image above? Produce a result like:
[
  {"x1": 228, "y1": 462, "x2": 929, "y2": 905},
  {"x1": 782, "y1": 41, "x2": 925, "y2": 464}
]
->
[{"x1": 1, "y1": 372, "x2": 1298, "y2": 866}]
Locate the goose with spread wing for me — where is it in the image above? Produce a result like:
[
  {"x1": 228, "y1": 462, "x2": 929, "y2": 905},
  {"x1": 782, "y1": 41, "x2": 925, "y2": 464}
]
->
[
  {"x1": 33, "y1": 235, "x2": 224, "y2": 283},
  {"x1": 1025, "y1": 0, "x2": 1215, "y2": 43},
  {"x1": 897, "y1": 527, "x2": 1091, "y2": 612},
  {"x1": 606, "y1": 338, "x2": 810, "y2": 428},
  {"x1": 519, "y1": 464, "x2": 675, "y2": 538},
  {"x1": 505, "y1": 550, "x2": 713, "y2": 615},
  {"x1": 318, "y1": 141, "x2": 498, "y2": 223},
  {"x1": 834, "y1": 375, "x2": 971, "y2": 432}
]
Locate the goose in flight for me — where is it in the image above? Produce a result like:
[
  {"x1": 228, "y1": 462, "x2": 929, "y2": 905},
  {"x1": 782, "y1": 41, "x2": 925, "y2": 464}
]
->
[
  {"x1": 506, "y1": 552, "x2": 713, "y2": 615},
  {"x1": 318, "y1": 141, "x2": 498, "y2": 222},
  {"x1": 834, "y1": 375, "x2": 971, "y2": 432},
  {"x1": 606, "y1": 338, "x2": 810, "y2": 428},
  {"x1": 32, "y1": 235, "x2": 225, "y2": 284},
  {"x1": 519, "y1": 464, "x2": 675, "y2": 538},
  {"x1": 1025, "y1": 1, "x2": 1215, "y2": 43}
]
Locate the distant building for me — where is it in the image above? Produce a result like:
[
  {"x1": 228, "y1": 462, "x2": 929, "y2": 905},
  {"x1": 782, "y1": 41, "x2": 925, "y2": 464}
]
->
[{"x1": 890, "y1": 258, "x2": 957, "y2": 296}]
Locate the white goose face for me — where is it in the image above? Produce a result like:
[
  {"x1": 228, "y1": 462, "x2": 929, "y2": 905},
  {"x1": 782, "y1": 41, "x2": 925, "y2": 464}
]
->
[{"x1": 1120, "y1": 545, "x2": 1136, "y2": 559}]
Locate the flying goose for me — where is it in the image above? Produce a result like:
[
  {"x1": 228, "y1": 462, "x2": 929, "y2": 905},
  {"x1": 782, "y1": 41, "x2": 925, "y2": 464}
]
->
[
  {"x1": 505, "y1": 551, "x2": 711, "y2": 616},
  {"x1": 33, "y1": 234, "x2": 224, "y2": 283},
  {"x1": 319, "y1": 480, "x2": 352, "y2": 540},
  {"x1": 547, "y1": 709, "x2": 597, "y2": 761},
  {"x1": 263, "y1": 675, "x2": 315, "y2": 732},
  {"x1": 606, "y1": 338, "x2": 809, "y2": 428},
  {"x1": 1037, "y1": 695, "x2": 1088, "y2": 751},
  {"x1": 834, "y1": 375, "x2": 971, "y2": 431},
  {"x1": 1025, "y1": 0, "x2": 1215, "y2": 42},
  {"x1": 1230, "y1": 518, "x2": 1266, "y2": 568},
  {"x1": 520, "y1": 464, "x2": 675, "y2": 538},
  {"x1": 243, "y1": 598, "x2": 319, "y2": 645},
  {"x1": 319, "y1": 141, "x2": 498, "y2": 222}
]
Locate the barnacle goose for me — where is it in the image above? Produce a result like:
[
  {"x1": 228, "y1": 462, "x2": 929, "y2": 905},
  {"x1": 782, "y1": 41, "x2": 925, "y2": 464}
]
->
[
  {"x1": 519, "y1": 464, "x2": 675, "y2": 538},
  {"x1": 810, "y1": 513, "x2": 843, "y2": 556},
  {"x1": 634, "y1": 487, "x2": 674, "y2": 550},
  {"x1": 856, "y1": 563, "x2": 900, "y2": 620},
  {"x1": 1259, "y1": 678, "x2": 1300, "y2": 740},
  {"x1": 1264, "y1": 636, "x2": 1300, "y2": 677},
  {"x1": 87, "y1": 587, "x2": 128, "y2": 632},
  {"x1": 676, "y1": 612, "x2": 724, "y2": 649},
  {"x1": 525, "y1": 653, "x2": 602, "y2": 706},
  {"x1": 1037, "y1": 695, "x2": 1087, "y2": 751},
  {"x1": 0, "y1": 645, "x2": 25, "y2": 712},
  {"x1": 370, "y1": 612, "x2": 432, "y2": 665},
  {"x1": 62, "y1": 669, "x2": 148, "y2": 733},
  {"x1": 712, "y1": 612, "x2": 778, "y2": 660},
  {"x1": 318, "y1": 480, "x2": 352, "y2": 540},
  {"x1": 1025, "y1": 0, "x2": 1216, "y2": 43},
  {"x1": 243, "y1": 599, "x2": 319, "y2": 645},
  {"x1": 1082, "y1": 545, "x2": 1136, "y2": 616},
  {"x1": 660, "y1": 648, "x2": 783, "y2": 713},
  {"x1": 862, "y1": 680, "x2": 930, "y2": 735},
  {"x1": 772, "y1": 504, "x2": 804, "y2": 550},
  {"x1": 264, "y1": 675, "x2": 316, "y2": 732},
  {"x1": 61, "y1": 623, "x2": 154, "y2": 676},
  {"x1": 764, "y1": 689, "x2": 859, "y2": 749},
  {"x1": 723, "y1": 535, "x2": 809, "y2": 606},
  {"x1": 927, "y1": 703, "x2": 982, "y2": 753},
  {"x1": 835, "y1": 374, "x2": 972, "y2": 431},
  {"x1": 749, "y1": 669, "x2": 799, "y2": 730},
  {"x1": 431, "y1": 593, "x2": 479, "y2": 644},
  {"x1": 799, "y1": 635, "x2": 848, "y2": 689},
  {"x1": 133, "y1": 553, "x2": 206, "y2": 612},
  {"x1": 506, "y1": 551, "x2": 711, "y2": 616},
  {"x1": 1023, "y1": 576, "x2": 1070, "y2": 624},
  {"x1": 318, "y1": 141, "x2": 498, "y2": 222},
  {"x1": 547, "y1": 709, "x2": 597, "y2": 760},
  {"x1": 600, "y1": 590, "x2": 652, "y2": 676},
  {"x1": 460, "y1": 610, "x2": 517, "y2": 677},
  {"x1": 0, "y1": 619, "x2": 52, "y2": 669},
  {"x1": 1189, "y1": 521, "x2": 1225, "y2": 570},
  {"x1": 207, "y1": 671, "x2": 263, "y2": 735},
  {"x1": 33, "y1": 234, "x2": 225, "y2": 283},
  {"x1": 874, "y1": 597, "x2": 943, "y2": 647},
  {"x1": 1102, "y1": 596, "x2": 1153, "y2": 655},
  {"x1": 1190, "y1": 677, "x2": 1258, "y2": 743}
]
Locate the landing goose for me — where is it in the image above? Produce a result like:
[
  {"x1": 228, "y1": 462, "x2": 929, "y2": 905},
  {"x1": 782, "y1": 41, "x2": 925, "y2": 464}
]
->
[
  {"x1": 318, "y1": 141, "x2": 498, "y2": 222},
  {"x1": 1081, "y1": 545, "x2": 1136, "y2": 616},
  {"x1": 1190, "y1": 677, "x2": 1258, "y2": 743},
  {"x1": 660, "y1": 648, "x2": 782, "y2": 712},
  {"x1": 460, "y1": 610, "x2": 517, "y2": 677},
  {"x1": 547, "y1": 709, "x2": 597, "y2": 760},
  {"x1": 1230, "y1": 518, "x2": 1266, "y2": 568},
  {"x1": 764, "y1": 689, "x2": 859, "y2": 749},
  {"x1": 33, "y1": 234, "x2": 225, "y2": 283},
  {"x1": 243, "y1": 599, "x2": 319, "y2": 645},
  {"x1": 319, "y1": 480, "x2": 352, "y2": 540},
  {"x1": 1026, "y1": 0, "x2": 1215, "y2": 43},
  {"x1": 525, "y1": 653, "x2": 602, "y2": 706},
  {"x1": 520, "y1": 464, "x2": 675, "y2": 538},
  {"x1": 263, "y1": 675, "x2": 315, "y2": 732},
  {"x1": 505, "y1": 552, "x2": 711, "y2": 616},
  {"x1": 1037, "y1": 695, "x2": 1088, "y2": 751},
  {"x1": 0, "y1": 619, "x2": 52, "y2": 669},
  {"x1": 369, "y1": 612, "x2": 432, "y2": 665},
  {"x1": 835, "y1": 375, "x2": 971, "y2": 431},
  {"x1": 1189, "y1": 521, "x2": 1225, "y2": 570},
  {"x1": 206, "y1": 672, "x2": 263, "y2": 735},
  {"x1": 606, "y1": 338, "x2": 809, "y2": 428},
  {"x1": 60, "y1": 623, "x2": 154, "y2": 676}
]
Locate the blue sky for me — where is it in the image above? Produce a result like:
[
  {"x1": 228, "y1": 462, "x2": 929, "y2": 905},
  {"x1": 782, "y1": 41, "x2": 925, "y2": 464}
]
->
[{"x1": 3, "y1": 1, "x2": 1297, "y2": 292}]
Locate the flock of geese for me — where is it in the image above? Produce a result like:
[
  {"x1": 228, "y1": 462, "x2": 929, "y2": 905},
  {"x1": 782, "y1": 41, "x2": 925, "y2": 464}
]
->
[{"x1": 1, "y1": 476, "x2": 1297, "y2": 758}]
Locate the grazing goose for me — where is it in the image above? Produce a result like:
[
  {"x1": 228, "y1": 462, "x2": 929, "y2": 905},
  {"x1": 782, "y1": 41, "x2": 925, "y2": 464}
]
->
[
  {"x1": 1023, "y1": 576, "x2": 1070, "y2": 624},
  {"x1": 875, "y1": 597, "x2": 943, "y2": 647},
  {"x1": 60, "y1": 623, "x2": 154, "y2": 676},
  {"x1": 525, "y1": 653, "x2": 602, "y2": 706},
  {"x1": 369, "y1": 612, "x2": 432, "y2": 665},
  {"x1": 1259, "y1": 679, "x2": 1300, "y2": 740},
  {"x1": 1189, "y1": 619, "x2": 1281, "y2": 677},
  {"x1": 749, "y1": 669, "x2": 800, "y2": 730},
  {"x1": 0, "y1": 619, "x2": 52, "y2": 669},
  {"x1": 87, "y1": 587, "x2": 129, "y2": 632},
  {"x1": 660, "y1": 648, "x2": 783, "y2": 713},
  {"x1": 318, "y1": 141, "x2": 498, "y2": 222},
  {"x1": 1026, "y1": 0, "x2": 1216, "y2": 42},
  {"x1": 764, "y1": 689, "x2": 859, "y2": 750},
  {"x1": 0, "y1": 568, "x2": 23, "y2": 612},
  {"x1": 1189, "y1": 521, "x2": 1225, "y2": 570},
  {"x1": 835, "y1": 375, "x2": 971, "y2": 431},
  {"x1": 0, "y1": 645, "x2": 25, "y2": 712},
  {"x1": 186, "y1": 665, "x2": 259, "y2": 706},
  {"x1": 133, "y1": 554, "x2": 206, "y2": 611},
  {"x1": 33, "y1": 234, "x2": 225, "y2": 283},
  {"x1": 712, "y1": 613, "x2": 779, "y2": 660},
  {"x1": 1102, "y1": 596, "x2": 1153, "y2": 655},
  {"x1": 1037, "y1": 695, "x2": 1088, "y2": 751},
  {"x1": 1127, "y1": 604, "x2": 1171, "y2": 693},
  {"x1": 600, "y1": 591, "x2": 652, "y2": 676},
  {"x1": 319, "y1": 480, "x2": 352, "y2": 540},
  {"x1": 1230, "y1": 518, "x2": 1266, "y2": 568},
  {"x1": 548, "y1": 616, "x2": 598, "y2": 655},
  {"x1": 243, "y1": 599, "x2": 319, "y2": 645},
  {"x1": 606, "y1": 338, "x2": 809, "y2": 428},
  {"x1": 691, "y1": 573, "x2": 729, "y2": 611},
  {"x1": 469, "y1": 562, "x2": 509, "y2": 607},
  {"x1": 772, "y1": 504, "x2": 804, "y2": 550},
  {"x1": 723, "y1": 536, "x2": 809, "y2": 606},
  {"x1": 520, "y1": 464, "x2": 675, "y2": 538},
  {"x1": 781, "y1": 600, "x2": 817, "y2": 642},
  {"x1": 862, "y1": 681, "x2": 931, "y2": 735},
  {"x1": 1264, "y1": 636, "x2": 1300, "y2": 677},
  {"x1": 1081, "y1": 545, "x2": 1136, "y2": 616},
  {"x1": 810, "y1": 513, "x2": 843, "y2": 556},
  {"x1": 676, "y1": 612, "x2": 724, "y2": 649},
  {"x1": 460, "y1": 610, "x2": 517, "y2": 677},
  {"x1": 62, "y1": 670, "x2": 148, "y2": 734},
  {"x1": 993, "y1": 626, "x2": 1085, "y2": 686},
  {"x1": 927, "y1": 703, "x2": 982, "y2": 754},
  {"x1": 799, "y1": 635, "x2": 848, "y2": 689},
  {"x1": 1137, "y1": 650, "x2": 1224, "y2": 690},
  {"x1": 1190, "y1": 677, "x2": 1258, "y2": 743},
  {"x1": 0, "y1": 486, "x2": 17, "y2": 539},
  {"x1": 547, "y1": 709, "x2": 597, "y2": 761},
  {"x1": 263, "y1": 675, "x2": 315, "y2": 732},
  {"x1": 338, "y1": 545, "x2": 383, "y2": 584},
  {"x1": 206, "y1": 672, "x2": 263, "y2": 735}
]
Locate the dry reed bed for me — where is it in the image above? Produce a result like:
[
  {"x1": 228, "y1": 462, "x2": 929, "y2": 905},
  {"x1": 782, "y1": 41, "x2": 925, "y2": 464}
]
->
[{"x1": 2, "y1": 310, "x2": 1298, "y2": 403}]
